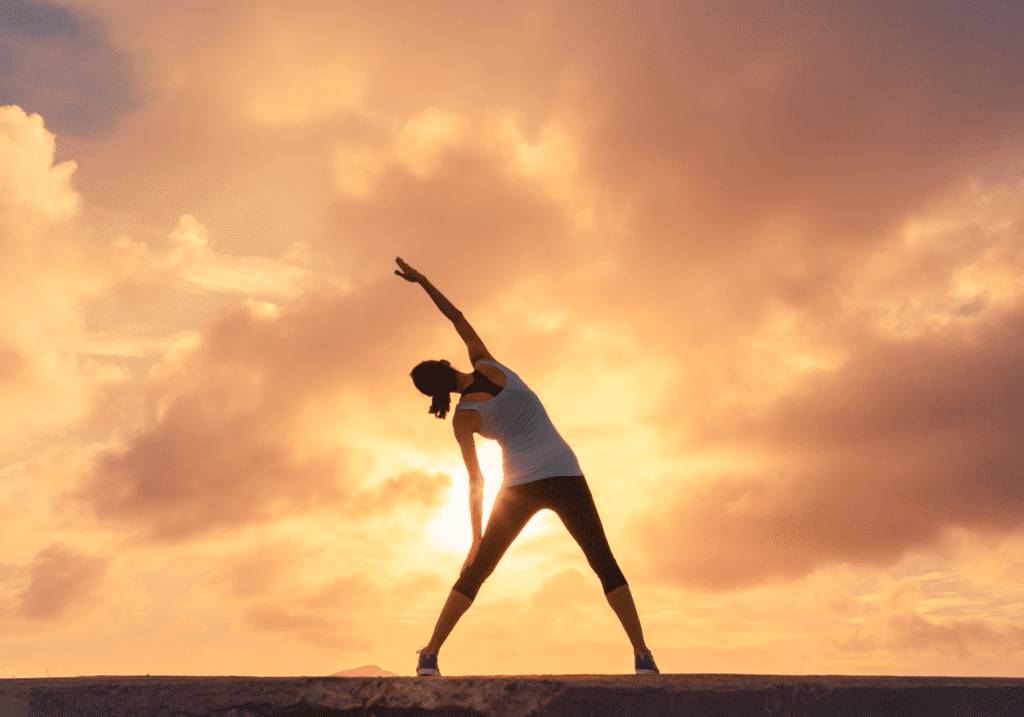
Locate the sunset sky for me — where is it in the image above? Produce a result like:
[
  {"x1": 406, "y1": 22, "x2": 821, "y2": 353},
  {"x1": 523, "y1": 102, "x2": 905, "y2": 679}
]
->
[{"x1": 2, "y1": 0, "x2": 1024, "y2": 678}]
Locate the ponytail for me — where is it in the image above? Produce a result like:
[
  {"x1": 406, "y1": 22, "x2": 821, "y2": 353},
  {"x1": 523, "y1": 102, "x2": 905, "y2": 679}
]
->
[{"x1": 429, "y1": 392, "x2": 452, "y2": 420}]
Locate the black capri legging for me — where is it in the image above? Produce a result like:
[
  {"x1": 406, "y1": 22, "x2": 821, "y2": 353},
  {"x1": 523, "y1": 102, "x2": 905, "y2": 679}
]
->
[{"x1": 452, "y1": 474, "x2": 628, "y2": 601}]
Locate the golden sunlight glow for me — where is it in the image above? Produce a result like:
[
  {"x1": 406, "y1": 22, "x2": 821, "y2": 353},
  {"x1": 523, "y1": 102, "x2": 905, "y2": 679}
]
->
[{"x1": 429, "y1": 441, "x2": 549, "y2": 551}]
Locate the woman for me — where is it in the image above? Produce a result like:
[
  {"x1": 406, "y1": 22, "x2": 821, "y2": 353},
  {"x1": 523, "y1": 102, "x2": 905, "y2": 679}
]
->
[{"x1": 395, "y1": 257, "x2": 659, "y2": 677}]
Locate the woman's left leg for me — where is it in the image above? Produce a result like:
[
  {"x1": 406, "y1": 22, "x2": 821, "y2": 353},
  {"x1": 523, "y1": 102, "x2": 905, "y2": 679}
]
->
[
  {"x1": 423, "y1": 486, "x2": 539, "y2": 655},
  {"x1": 421, "y1": 589, "x2": 473, "y2": 656},
  {"x1": 548, "y1": 476, "x2": 651, "y2": 655}
]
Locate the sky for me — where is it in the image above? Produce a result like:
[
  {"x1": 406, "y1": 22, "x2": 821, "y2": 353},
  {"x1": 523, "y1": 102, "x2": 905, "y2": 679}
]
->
[{"x1": 1, "y1": 0, "x2": 1023, "y2": 678}]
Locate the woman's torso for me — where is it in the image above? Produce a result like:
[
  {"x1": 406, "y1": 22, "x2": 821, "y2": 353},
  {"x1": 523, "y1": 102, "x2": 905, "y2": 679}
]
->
[{"x1": 455, "y1": 360, "x2": 583, "y2": 486}]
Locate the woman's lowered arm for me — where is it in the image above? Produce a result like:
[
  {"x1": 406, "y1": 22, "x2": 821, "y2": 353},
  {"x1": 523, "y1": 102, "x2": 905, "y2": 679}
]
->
[
  {"x1": 458, "y1": 436, "x2": 484, "y2": 543},
  {"x1": 454, "y1": 421, "x2": 484, "y2": 569},
  {"x1": 451, "y1": 411, "x2": 485, "y2": 545}
]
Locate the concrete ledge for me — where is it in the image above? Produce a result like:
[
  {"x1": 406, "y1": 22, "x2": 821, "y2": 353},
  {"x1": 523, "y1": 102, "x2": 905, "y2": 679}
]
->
[{"x1": 2, "y1": 674, "x2": 1022, "y2": 716}]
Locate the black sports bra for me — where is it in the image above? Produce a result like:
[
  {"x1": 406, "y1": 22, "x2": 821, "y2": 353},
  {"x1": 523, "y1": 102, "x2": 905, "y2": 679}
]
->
[{"x1": 460, "y1": 369, "x2": 504, "y2": 398}]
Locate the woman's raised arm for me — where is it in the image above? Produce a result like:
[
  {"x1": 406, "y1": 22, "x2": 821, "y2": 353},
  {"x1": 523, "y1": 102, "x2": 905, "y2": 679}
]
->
[
  {"x1": 395, "y1": 257, "x2": 493, "y2": 364},
  {"x1": 395, "y1": 257, "x2": 462, "y2": 321}
]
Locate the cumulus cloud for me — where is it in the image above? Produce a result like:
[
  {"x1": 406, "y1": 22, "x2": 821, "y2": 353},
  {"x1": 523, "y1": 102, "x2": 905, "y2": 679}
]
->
[
  {"x1": 631, "y1": 165, "x2": 1024, "y2": 591},
  {"x1": 75, "y1": 213, "x2": 348, "y2": 372},
  {"x1": 81, "y1": 288, "x2": 454, "y2": 541},
  {"x1": 332, "y1": 106, "x2": 582, "y2": 213},
  {"x1": 0, "y1": 105, "x2": 79, "y2": 222},
  {"x1": 0, "y1": 105, "x2": 120, "y2": 461},
  {"x1": 15, "y1": 543, "x2": 109, "y2": 621}
]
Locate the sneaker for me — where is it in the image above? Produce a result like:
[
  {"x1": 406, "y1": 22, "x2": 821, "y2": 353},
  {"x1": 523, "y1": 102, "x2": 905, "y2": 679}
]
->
[
  {"x1": 635, "y1": 652, "x2": 660, "y2": 675},
  {"x1": 416, "y1": 648, "x2": 440, "y2": 676}
]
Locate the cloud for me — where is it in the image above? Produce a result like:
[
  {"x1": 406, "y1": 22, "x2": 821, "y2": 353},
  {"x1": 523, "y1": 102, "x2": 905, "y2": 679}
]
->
[
  {"x1": 202, "y1": 541, "x2": 377, "y2": 652},
  {"x1": 156, "y1": 214, "x2": 347, "y2": 299},
  {"x1": 0, "y1": 104, "x2": 79, "y2": 223},
  {"x1": 0, "y1": 105, "x2": 124, "y2": 460},
  {"x1": 332, "y1": 106, "x2": 581, "y2": 209},
  {"x1": 73, "y1": 214, "x2": 350, "y2": 378},
  {"x1": 229, "y1": 20, "x2": 366, "y2": 127},
  {"x1": 15, "y1": 543, "x2": 109, "y2": 621},
  {"x1": 81, "y1": 288, "x2": 454, "y2": 541},
  {"x1": 834, "y1": 609, "x2": 1024, "y2": 662},
  {"x1": 637, "y1": 300, "x2": 1024, "y2": 590},
  {"x1": 619, "y1": 202, "x2": 1024, "y2": 595},
  {"x1": 83, "y1": 350, "x2": 348, "y2": 540},
  {"x1": 559, "y1": 2, "x2": 1024, "y2": 342}
]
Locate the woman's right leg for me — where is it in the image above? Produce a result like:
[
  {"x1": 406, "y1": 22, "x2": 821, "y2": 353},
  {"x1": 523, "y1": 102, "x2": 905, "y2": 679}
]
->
[
  {"x1": 547, "y1": 476, "x2": 651, "y2": 655},
  {"x1": 423, "y1": 486, "x2": 538, "y2": 654},
  {"x1": 605, "y1": 584, "x2": 652, "y2": 655}
]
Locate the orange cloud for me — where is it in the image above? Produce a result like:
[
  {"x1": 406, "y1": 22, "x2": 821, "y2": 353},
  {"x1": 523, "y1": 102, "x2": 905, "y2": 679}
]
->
[
  {"x1": 15, "y1": 543, "x2": 109, "y2": 622},
  {"x1": 637, "y1": 302, "x2": 1024, "y2": 590},
  {"x1": 0, "y1": 105, "x2": 121, "y2": 463},
  {"x1": 81, "y1": 290, "x2": 455, "y2": 541}
]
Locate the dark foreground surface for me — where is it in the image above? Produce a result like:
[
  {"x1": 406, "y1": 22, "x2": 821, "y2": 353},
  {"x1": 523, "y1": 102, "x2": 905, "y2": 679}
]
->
[{"x1": 2, "y1": 674, "x2": 1022, "y2": 716}]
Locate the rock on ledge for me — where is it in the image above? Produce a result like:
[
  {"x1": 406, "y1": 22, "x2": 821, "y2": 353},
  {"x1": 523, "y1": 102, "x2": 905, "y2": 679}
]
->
[{"x1": 2, "y1": 674, "x2": 1022, "y2": 716}]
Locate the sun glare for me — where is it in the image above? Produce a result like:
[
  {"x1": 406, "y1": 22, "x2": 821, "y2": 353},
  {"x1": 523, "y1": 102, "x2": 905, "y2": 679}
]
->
[{"x1": 428, "y1": 440, "x2": 550, "y2": 551}]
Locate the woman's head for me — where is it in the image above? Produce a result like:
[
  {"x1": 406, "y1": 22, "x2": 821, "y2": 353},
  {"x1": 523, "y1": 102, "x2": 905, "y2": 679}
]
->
[{"x1": 410, "y1": 359, "x2": 458, "y2": 420}]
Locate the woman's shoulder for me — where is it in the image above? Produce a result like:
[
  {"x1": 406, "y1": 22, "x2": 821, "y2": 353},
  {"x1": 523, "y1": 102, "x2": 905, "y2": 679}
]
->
[{"x1": 474, "y1": 359, "x2": 509, "y2": 386}]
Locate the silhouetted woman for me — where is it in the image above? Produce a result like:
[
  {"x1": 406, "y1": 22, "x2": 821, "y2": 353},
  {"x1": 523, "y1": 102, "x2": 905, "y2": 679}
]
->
[{"x1": 395, "y1": 257, "x2": 659, "y2": 677}]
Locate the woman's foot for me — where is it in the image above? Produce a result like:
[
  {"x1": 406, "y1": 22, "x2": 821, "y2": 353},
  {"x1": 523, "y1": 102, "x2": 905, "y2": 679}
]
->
[
  {"x1": 416, "y1": 648, "x2": 441, "y2": 676},
  {"x1": 634, "y1": 652, "x2": 660, "y2": 675}
]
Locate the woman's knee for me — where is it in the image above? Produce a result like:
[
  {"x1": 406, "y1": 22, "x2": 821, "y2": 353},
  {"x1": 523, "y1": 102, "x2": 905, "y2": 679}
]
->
[
  {"x1": 452, "y1": 574, "x2": 483, "y2": 602},
  {"x1": 600, "y1": 572, "x2": 628, "y2": 595},
  {"x1": 593, "y1": 556, "x2": 628, "y2": 595}
]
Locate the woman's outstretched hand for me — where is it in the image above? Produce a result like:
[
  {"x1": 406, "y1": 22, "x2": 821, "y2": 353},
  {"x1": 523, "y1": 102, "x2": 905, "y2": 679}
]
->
[{"x1": 395, "y1": 257, "x2": 426, "y2": 283}]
